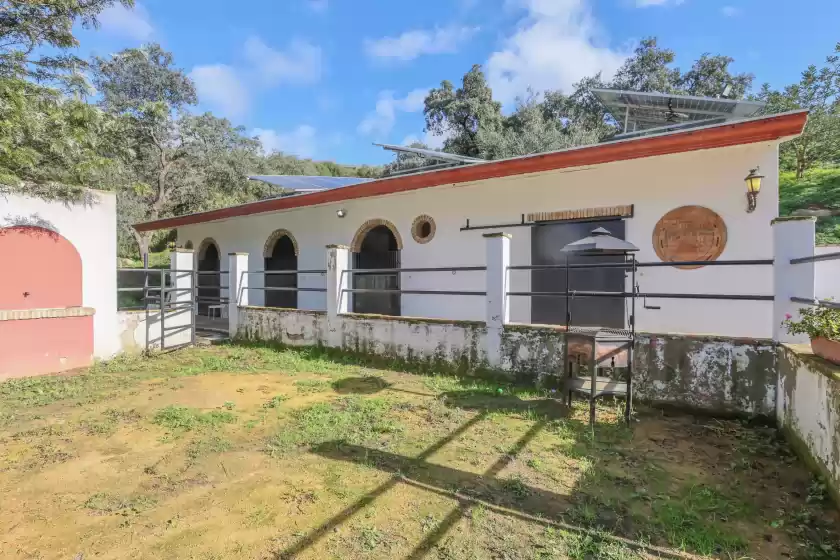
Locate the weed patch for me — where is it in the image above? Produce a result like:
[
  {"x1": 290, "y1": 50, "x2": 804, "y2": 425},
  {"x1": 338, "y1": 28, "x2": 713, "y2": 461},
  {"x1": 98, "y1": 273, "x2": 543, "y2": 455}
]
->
[
  {"x1": 152, "y1": 406, "x2": 236, "y2": 433},
  {"x1": 266, "y1": 396, "x2": 401, "y2": 455}
]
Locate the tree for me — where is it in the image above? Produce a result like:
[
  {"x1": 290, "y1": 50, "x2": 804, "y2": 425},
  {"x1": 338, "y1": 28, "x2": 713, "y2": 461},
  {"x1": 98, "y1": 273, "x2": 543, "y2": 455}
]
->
[
  {"x1": 611, "y1": 38, "x2": 680, "y2": 94},
  {"x1": 92, "y1": 45, "x2": 255, "y2": 256},
  {"x1": 757, "y1": 44, "x2": 840, "y2": 178},
  {"x1": 0, "y1": 0, "x2": 134, "y2": 202},
  {"x1": 0, "y1": 77, "x2": 124, "y2": 201},
  {"x1": 424, "y1": 64, "x2": 504, "y2": 158},
  {"x1": 476, "y1": 93, "x2": 600, "y2": 160},
  {"x1": 382, "y1": 142, "x2": 432, "y2": 176},
  {"x1": 0, "y1": 0, "x2": 133, "y2": 85},
  {"x1": 405, "y1": 37, "x2": 759, "y2": 171},
  {"x1": 679, "y1": 54, "x2": 753, "y2": 98},
  {"x1": 92, "y1": 44, "x2": 196, "y2": 113}
]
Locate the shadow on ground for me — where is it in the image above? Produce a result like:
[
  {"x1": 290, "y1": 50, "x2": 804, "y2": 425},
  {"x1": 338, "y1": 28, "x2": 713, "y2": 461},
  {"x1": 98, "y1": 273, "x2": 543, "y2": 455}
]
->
[{"x1": 272, "y1": 387, "x2": 697, "y2": 560}]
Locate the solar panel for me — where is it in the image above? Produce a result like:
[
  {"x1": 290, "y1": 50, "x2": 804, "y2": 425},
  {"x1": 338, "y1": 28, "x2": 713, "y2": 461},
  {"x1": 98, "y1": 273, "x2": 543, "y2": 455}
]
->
[
  {"x1": 247, "y1": 175, "x2": 374, "y2": 191},
  {"x1": 374, "y1": 143, "x2": 486, "y2": 164},
  {"x1": 592, "y1": 89, "x2": 765, "y2": 133}
]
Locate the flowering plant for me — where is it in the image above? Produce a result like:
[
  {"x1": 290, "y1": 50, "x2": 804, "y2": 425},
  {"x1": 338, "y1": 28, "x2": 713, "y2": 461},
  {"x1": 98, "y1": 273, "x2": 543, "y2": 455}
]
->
[{"x1": 782, "y1": 303, "x2": 840, "y2": 341}]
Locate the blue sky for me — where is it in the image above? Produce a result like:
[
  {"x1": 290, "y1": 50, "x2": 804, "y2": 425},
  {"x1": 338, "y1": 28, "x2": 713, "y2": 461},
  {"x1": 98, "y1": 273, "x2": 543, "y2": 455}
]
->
[{"x1": 75, "y1": 0, "x2": 840, "y2": 166}]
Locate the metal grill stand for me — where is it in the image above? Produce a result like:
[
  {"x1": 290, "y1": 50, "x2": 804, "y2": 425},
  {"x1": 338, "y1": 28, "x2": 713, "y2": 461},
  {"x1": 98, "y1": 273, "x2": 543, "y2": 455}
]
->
[{"x1": 560, "y1": 228, "x2": 639, "y2": 426}]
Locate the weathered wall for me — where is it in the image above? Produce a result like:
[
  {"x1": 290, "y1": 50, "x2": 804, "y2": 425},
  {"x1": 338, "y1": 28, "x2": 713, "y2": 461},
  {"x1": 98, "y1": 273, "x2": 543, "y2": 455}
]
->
[
  {"x1": 238, "y1": 307, "x2": 488, "y2": 373},
  {"x1": 1, "y1": 191, "x2": 118, "y2": 358},
  {"x1": 180, "y1": 142, "x2": 779, "y2": 338},
  {"x1": 117, "y1": 309, "x2": 193, "y2": 353},
  {"x1": 777, "y1": 345, "x2": 840, "y2": 504},
  {"x1": 237, "y1": 307, "x2": 777, "y2": 415}
]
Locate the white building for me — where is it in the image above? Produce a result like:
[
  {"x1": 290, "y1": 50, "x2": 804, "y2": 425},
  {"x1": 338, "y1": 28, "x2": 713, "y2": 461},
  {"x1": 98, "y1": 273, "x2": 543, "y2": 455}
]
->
[{"x1": 134, "y1": 108, "x2": 808, "y2": 339}]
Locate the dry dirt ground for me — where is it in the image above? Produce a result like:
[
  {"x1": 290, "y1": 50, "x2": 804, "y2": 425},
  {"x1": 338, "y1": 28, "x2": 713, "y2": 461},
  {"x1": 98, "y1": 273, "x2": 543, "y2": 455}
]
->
[{"x1": 0, "y1": 343, "x2": 838, "y2": 560}]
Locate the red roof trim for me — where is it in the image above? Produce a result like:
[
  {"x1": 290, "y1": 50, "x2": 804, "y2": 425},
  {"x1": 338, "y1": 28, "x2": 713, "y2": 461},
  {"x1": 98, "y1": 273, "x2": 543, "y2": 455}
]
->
[{"x1": 135, "y1": 111, "x2": 807, "y2": 232}]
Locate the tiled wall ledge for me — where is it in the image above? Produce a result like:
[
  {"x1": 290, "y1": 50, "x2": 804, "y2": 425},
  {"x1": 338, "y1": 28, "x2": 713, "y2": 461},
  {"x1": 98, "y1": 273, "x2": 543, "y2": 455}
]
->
[{"x1": 0, "y1": 307, "x2": 96, "y2": 321}]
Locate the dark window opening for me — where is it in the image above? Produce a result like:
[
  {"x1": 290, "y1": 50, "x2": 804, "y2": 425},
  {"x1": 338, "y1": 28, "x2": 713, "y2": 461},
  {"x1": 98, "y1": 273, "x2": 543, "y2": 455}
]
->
[
  {"x1": 264, "y1": 235, "x2": 297, "y2": 309},
  {"x1": 197, "y1": 242, "x2": 220, "y2": 315},
  {"x1": 353, "y1": 225, "x2": 401, "y2": 316}
]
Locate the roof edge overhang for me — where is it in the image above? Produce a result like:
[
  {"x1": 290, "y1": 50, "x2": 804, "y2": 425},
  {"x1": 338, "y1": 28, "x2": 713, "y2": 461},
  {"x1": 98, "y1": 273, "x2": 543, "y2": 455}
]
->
[{"x1": 134, "y1": 110, "x2": 808, "y2": 232}]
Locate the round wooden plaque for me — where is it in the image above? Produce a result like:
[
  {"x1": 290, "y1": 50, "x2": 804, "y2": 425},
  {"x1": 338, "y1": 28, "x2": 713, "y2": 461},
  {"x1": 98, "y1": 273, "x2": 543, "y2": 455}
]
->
[{"x1": 652, "y1": 206, "x2": 727, "y2": 269}]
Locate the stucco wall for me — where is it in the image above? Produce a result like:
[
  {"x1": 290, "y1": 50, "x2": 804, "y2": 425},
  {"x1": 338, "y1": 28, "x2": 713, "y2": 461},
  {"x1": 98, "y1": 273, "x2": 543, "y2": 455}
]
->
[
  {"x1": 815, "y1": 245, "x2": 840, "y2": 302},
  {"x1": 777, "y1": 345, "x2": 840, "y2": 504},
  {"x1": 178, "y1": 142, "x2": 780, "y2": 339},
  {"x1": 1, "y1": 191, "x2": 119, "y2": 358},
  {"x1": 237, "y1": 306, "x2": 777, "y2": 415},
  {"x1": 117, "y1": 309, "x2": 193, "y2": 353}
]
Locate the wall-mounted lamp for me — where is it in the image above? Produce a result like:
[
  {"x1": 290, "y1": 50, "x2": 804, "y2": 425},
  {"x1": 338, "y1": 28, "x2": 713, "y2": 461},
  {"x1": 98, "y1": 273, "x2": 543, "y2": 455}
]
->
[
  {"x1": 336, "y1": 208, "x2": 347, "y2": 218},
  {"x1": 744, "y1": 167, "x2": 764, "y2": 213}
]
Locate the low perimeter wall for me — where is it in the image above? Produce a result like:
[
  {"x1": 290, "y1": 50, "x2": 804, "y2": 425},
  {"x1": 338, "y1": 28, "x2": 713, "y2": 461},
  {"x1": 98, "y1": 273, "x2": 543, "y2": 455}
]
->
[
  {"x1": 777, "y1": 345, "x2": 840, "y2": 504},
  {"x1": 237, "y1": 307, "x2": 777, "y2": 416}
]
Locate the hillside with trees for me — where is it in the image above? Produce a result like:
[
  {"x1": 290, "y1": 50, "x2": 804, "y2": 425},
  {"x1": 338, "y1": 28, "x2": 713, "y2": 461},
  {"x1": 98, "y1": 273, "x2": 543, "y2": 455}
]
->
[{"x1": 2, "y1": 3, "x2": 838, "y2": 256}]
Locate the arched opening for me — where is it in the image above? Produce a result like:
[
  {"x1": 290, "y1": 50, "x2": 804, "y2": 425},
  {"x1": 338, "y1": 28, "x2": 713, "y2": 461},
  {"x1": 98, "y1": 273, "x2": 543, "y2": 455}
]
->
[
  {"x1": 264, "y1": 233, "x2": 298, "y2": 308},
  {"x1": 196, "y1": 239, "x2": 220, "y2": 316},
  {"x1": 353, "y1": 224, "x2": 401, "y2": 316}
]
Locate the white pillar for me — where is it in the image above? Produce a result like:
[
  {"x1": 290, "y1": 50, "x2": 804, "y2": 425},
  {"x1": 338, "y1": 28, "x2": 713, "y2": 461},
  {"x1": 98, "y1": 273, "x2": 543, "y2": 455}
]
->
[
  {"x1": 326, "y1": 245, "x2": 350, "y2": 318},
  {"x1": 326, "y1": 245, "x2": 350, "y2": 349},
  {"x1": 773, "y1": 217, "x2": 816, "y2": 343},
  {"x1": 484, "y1": 233, "x2": 510, "y2": 368},
  {"x1": 169, "y1": 249, "x2": 194, "y2": 346},
  {"x1": 229, "y1": 253, "x2": 249, "y2": 337}
]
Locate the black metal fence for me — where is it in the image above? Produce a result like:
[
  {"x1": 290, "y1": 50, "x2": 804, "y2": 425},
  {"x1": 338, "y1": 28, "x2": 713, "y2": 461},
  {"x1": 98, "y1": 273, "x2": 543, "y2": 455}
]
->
[
  {"x1": 245, "y1": 269, "x2": 327, "y2": 310},
  {"x1": 344, "y1": 266, "x2": 486, "y2": 317},
  {"x1": 789, "y1": 251, "x2": 840, "y2": 310}
]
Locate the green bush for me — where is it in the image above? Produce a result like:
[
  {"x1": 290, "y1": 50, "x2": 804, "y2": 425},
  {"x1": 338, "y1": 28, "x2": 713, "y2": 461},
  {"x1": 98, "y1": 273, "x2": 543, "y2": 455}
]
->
[{"x1": 783, "y1": 304, "x2": 840, "y2": 340}]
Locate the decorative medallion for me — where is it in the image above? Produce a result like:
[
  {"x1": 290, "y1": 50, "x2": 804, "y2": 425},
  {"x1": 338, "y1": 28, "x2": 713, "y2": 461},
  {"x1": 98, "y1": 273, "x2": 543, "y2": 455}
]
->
[
  {"x1": 652, "y1": 206, "x2": 727, "y2": 269},
  {"x1": 411, "y1": 215, "x2": 436, "y2": 244}
]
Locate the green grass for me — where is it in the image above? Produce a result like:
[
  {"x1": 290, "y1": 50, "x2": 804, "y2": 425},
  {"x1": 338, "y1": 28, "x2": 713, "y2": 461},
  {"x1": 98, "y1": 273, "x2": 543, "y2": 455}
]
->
[
  {"x1": 84, "y1": 492, "x2": 157, "y2": 515},
  {"x1": 266, "y1": 396, "x2": 402, "y2": 455},
  {"x1": 152, "y1": 406, "x2": 236, "y2": 432},
  {"x1": 780, "y1": 167, "x2": 840, "y2": 244}
]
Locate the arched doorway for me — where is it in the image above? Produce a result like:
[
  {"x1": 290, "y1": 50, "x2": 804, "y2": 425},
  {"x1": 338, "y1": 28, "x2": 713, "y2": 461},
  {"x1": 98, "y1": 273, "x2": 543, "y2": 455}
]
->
[
  {"x1": 0, "y1": 226, "x2": 93, "y2": 376},
  {"x1": 352, "y1": 221, "x2": 401, "y2": 316},
  {"x1": 263, "y1": 230, "x2": 298, "y2": 309},
  {"x1": 196, "y1": 238, "x2": 220, "y2": 316}
]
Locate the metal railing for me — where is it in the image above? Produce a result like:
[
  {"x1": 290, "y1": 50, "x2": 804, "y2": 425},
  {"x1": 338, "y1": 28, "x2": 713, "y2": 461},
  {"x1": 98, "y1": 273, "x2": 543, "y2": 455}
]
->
[
  {"x1": 507, "y1": 259, "x2": 774, "y2": 302},
  {"x1": 245, "y1": 269, "x2": 327, "y2": 294},
  {"x1": 790, "y1": 251, "x2": 840, "y2": 309},
  {"x1": 342, "y1": 266, "x2": 486, "y2": 297}
]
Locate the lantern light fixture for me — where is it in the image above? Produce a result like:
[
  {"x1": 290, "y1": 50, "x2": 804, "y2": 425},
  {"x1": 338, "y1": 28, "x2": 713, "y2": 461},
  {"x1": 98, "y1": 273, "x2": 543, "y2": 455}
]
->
[{"x1": 744, "y1": 166, "x2": 764, "y2": 213}]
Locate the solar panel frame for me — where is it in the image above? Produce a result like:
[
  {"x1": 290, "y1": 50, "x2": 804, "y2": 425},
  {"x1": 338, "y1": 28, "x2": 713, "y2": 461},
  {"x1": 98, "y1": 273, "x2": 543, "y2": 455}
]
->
[
  {"x1": 247, "y1": 175, "x2": 375, "y2": 191},
  {"x1": 592, "y1": 88, "x2": 766, "y2": 132}
]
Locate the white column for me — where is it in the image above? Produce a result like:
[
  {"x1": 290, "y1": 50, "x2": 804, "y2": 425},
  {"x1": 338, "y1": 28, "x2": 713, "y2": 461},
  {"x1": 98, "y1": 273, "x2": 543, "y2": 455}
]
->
[
  {"x1": 773, "y1": 217, "x2": 816, "y2": 343},
  {"x1": 228, "y1": 253, "x2": 249, "y2": 337},
  {"x1": 326, "y1": 245, "x2": 350, "y2": 317},
  {"x1": 169, "y1": 249, "x2": 195, "y2": 346},
  {"x1": 326, "y1": 245, "x2": 350, "y2": 349},
  {"x1": 484, "y1": 233, "x2": 510, "y2": 368}
]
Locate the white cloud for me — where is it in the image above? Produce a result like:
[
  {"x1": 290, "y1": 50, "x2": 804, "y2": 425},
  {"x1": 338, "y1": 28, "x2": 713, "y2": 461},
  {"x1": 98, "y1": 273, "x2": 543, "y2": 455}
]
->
[
  {"x1": 635, "y1": 0, "x2": 685, "y2": 6},
  {"x1": 254, "y1": 125, "x2": 318, "y2": 158},
  {"x1": 244, "y1": 36, "x2": 323, "y2": 86},
  {"x1": 189, "y1": 64, "x2": 249, "y2": 119},
  {"x1": 364, "y1": 26, "x2": 478, "y2": 62},
  {"x1": 98, "y1": 2, "x2": 154, "y2": 40},
  {"x1": 358, "y1": 89, "x2": 429, "y2": 138},
  {"x1": 308, "y1": 0, "x2": 329, "y2": 12},
  {"x1": 721, "y1": 5, "x2": 740, "y2": 16},
  {"x1": 486, "y1": 0, "x2": 626, "y2": 104}
]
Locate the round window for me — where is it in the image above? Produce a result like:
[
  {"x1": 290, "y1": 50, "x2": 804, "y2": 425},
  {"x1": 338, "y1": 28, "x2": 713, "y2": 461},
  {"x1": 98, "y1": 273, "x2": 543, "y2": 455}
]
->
[{"x1": 411, "y1": 215, "x2": 436, "y2": 244}]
